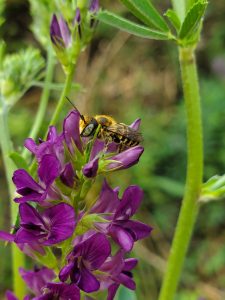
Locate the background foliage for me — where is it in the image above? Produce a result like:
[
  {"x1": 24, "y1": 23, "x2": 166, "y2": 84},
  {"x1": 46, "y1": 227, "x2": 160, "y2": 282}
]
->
[{"x1": 1, "y1": 0, "x2": 225, "y2": 299}]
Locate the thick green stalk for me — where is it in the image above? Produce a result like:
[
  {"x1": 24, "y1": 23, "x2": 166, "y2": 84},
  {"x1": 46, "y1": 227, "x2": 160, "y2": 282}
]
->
[
  {"x1": 158, "y1": 47, "x2": 203, "y2": 300},
  {"x1": 0, "y1": 105, "x2": 26, "y2": 299},
  {"x1": 22, "y1": 48, "x2": 55, "y2": 160}
]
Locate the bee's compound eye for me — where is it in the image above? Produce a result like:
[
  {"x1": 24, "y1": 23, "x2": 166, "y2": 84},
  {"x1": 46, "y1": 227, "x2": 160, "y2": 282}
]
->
[{"x1": 81, "y1": 123, "x2": 95, "y2": 137}]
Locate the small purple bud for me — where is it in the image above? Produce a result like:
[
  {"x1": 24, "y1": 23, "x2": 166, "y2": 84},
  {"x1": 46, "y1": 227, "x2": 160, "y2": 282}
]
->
[
  {"x1": 89, "y1": 0, "x2": 99, "y2": 13},
  {"x1": 75, "y1": 8, "x2": 81, "y2": 24},
  {"x1": 50, "y1": 14, "x2": 71, "y2": 48},
  {"x1": 82, "y1": 157, "x2": 99, "y2": 178}
]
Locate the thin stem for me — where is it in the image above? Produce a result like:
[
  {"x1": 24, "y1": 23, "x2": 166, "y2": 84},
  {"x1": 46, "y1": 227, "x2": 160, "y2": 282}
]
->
[
  {"x1": 22, "y1": 48, "x2": 55, "y2": 160},
  {"x1": 48, "y1": 64, "x2": 76, "y2": 128},
  {"x1": 29, "y1": 64, "x2": 76, "y2": 174},
  {"x1": 0, "y1": 104, "x2": 26, "y2": 299},
  {"x1": 158, "y1": 47, "x2": 203, "y2": 300}
]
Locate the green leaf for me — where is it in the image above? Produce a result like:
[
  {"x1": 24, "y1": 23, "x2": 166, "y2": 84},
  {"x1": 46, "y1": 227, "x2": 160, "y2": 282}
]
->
[
  {"x1": 172, "y1": 0, "x2": 186, "y2": 22},
  {"x1": 116, "y1": 286, "x2": 137, "y2": 300},
  {"x1": 164, "y1": 9, "x2": 181, "y2": 32},
  {"x1": 9, "y1": 152, "x2": 29, "y2": 170},
  {"x1": 97, "y1": 10, "x2": 170, "y2": 41},
  {"x1": 179, "y1": 1, "x2": 208, "y2": 39},
  {"x1": 120, "y1": 0, "x2": 169, "y2": 32},
  {"x1": 200, "y1": 174, "x2": 225, "y2": 203}
]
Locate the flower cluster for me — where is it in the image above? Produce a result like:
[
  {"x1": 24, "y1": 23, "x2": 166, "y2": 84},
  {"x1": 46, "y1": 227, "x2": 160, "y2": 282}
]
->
[
  {"x1": 1, "y1": 110, "x2": 151, "y2": 300},
  {"x1": 50, "y1": 0, "x2": 100, "y2": 72}
]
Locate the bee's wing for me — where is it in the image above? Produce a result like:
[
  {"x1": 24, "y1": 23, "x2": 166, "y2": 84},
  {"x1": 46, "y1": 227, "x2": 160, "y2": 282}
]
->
[{"x1": 106, "y1": 123, "x2": 143, "y2": 143}]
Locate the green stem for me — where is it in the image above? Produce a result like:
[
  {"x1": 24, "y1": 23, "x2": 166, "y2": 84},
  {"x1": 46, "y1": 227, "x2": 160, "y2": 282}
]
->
[
  {"x1": 29, "y1": 64, "x2": 76, "y2": 174},
  {"x1": 22, "y1": 48, "x2": 55, "y2": 160},
  {"x1": 0, "y1": 104, "x2": 26, "y2": 299},
  {"x1": 158, "y1": 47, "x2": 203, "y2": 300},
  {"x1": 48, "y1": 64, "x2": 76, "y2": 128}
]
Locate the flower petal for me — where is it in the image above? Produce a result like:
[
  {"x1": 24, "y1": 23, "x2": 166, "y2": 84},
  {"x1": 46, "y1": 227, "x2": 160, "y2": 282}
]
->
[
  {"x1": 78, "y1": 265, "x2": 100, "y2": 293},
  {"x1": 123, "y1": 258, "x2": 138, "y2": 271},
  {"x1": 13, "y1": 169, "x2": 44, "y2": 195},
  {"x1": 107, "y1": 284, "x2": 119, "y2": 300},
  {"x1": 45, "y1": 282, "x2": 80, "y2": 300},
  {"x1": 0, "y1": 231, "x2": 15, "y2": 242},
  {"x1": 60, "y1": 163, "x2": 75, "y2": 187},
  {"x1": 59, "y1": 262, "x2": 74, "y2": 282},
  {"x1": 58, "y1": 16, "x2": 71, "y2": 47},
  {"x1": 107, "y1": 146, "x2": 144, "y2": 170},
  {"x1": 73, "y1": 233, "x2": 111, "y2": 269},
  {"x1": 24, "y1": 138, "x2": 37, "y2": 155},
  {"x1": 19, "y1": 267, "x2": 55, "y2": 296},
  {"x1": 117, "y1": 272, "x2": 136, "y2": 290},
  {"x1": 129, "y1": 119, "x2": 141, "y2": 130},
  {"x1": 122, "y1": 220, "x2": 152, "y2": 241},
  {"x1": 19, "y1": 203, "x2": 43, "y2": 226},
  {"x1": 5, "y1": 291, "x2": 18, "y2": 300},
  {"x1": 114, "y1": 185, "x2": 143, "y2": 220},
  {"x1": 42, "y1": 203, "x2": 76, "y2": 245},
  {"x1": 91, "y1": 179, "x2": 120, "y2": 215},
  {"x1": 63, "y1": 110, "x2": 83, "y2": 153},
  {"x1": 50, "y1": 14, "x2": 64, "y2": 46},
  {"x1": 38, "y1": 154, "x2": 61, "y2": 187},
  {"x1": 109, "y1": 225, "x2": 133, "y2": 252}
]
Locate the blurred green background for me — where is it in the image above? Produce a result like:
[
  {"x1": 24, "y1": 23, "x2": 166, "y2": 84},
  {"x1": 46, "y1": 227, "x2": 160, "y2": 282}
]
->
[{"x1": 1, "y1": 1, "x2": 225, "y2": 299}]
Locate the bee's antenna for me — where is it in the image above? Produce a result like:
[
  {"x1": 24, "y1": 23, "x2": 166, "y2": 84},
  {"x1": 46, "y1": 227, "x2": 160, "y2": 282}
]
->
[{"x1": 65, "y1": 96, "x2": 86, "y2": 123}]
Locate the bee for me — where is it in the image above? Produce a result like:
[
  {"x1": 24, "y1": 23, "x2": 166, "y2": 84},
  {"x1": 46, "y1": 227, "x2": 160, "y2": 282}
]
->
[{"x1": 66, "y1": 98, "x2": 142, "y2": 151}]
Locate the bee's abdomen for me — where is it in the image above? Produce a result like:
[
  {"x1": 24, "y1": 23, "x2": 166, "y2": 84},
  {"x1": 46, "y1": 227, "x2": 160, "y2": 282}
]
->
[{"x1": 111, "y1": 134, "x2": 139, "y2": 147}]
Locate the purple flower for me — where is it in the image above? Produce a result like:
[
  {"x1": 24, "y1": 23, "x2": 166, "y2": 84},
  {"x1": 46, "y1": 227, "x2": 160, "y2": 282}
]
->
[
  {"x1": 108, "y1": 186, "x2": 152, "y2": 251},
  {"x1": 90, "y1": 179, "x2": 120, "y2": 216},
  {"x1": 15, "y1": 203, "x2": 76, "y2": 246},
  {"x1": 60, "y1": 162, "x2": 76, "y2": 188},
  {"x1": 33, "y1": 282, "x2": 80, "y2": 300},
  {"x1": 19, "y1": 266, "x2": 56, "y2": 296},
  {"x1": 25, "y1": 126, "x2": 64, "y2": 165},
  {"x1": 13, "y1": 154, "x2": 61, "y2": 204},
  {"x1": 99, "y1": 251, "x2": 138, "y2": 300},
  {"x1": 106, "y1": 146, "x2": 144, "y2": 171},
  {"x1": 59, "y1": 233, "x2": 111, "y2": 293},
  {"x1": 50, "y1": 14, "x2": 71, "y2": 48},
  {"x1": 63, "y1": 110, "x2": 83, "y2": 153}
]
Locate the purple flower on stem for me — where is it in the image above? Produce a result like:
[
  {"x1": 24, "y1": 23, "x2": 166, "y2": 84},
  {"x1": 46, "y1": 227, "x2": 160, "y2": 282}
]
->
[
  {"x1": 50, "y1": 14, "x2": 71, "y2": 48},
  {"x1": 108, "y1": 186, "x2": 152, "y2": 252},
  {"x1": 90, "y1": 179, "x2": 120, "y2": 216},
  {"x1": 13, "y1": 154, "x2": 61, "y2": 205},
  {"x1": 15, "y1": 203, "x2": 76, "y2": 246},
  {"x1": 25, "y1": 126, "x2": 64, "y2": 165},
  {"x1": 99, "y1": 251, "x2": 138, "y2": 300},
  {"x1": 19, "y1": 266, "x2": 56, "y2": 296},
  {"x1": 34, "y1": 282, "x2": 80, "y2": 300},
  {"x1": 59, "y1": 233, "x2": 111, "y2": 293}
]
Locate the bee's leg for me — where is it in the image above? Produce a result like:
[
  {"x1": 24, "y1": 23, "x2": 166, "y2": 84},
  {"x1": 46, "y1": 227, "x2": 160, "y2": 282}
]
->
[
  {"x1": 102, "y1": 138, "x2": 111, "y2": 154},
  {"x1": 118, "y1": 142, "x2": 125, "y2": 153}
]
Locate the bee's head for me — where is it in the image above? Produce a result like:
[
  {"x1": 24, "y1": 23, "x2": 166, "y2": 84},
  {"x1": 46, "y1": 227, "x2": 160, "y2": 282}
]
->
[{"x1": 80, "y1": 117, "x2": 99, "y2": 137}]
